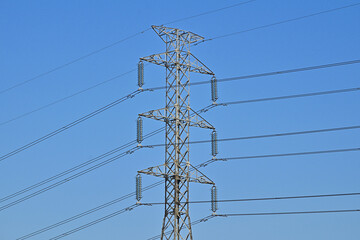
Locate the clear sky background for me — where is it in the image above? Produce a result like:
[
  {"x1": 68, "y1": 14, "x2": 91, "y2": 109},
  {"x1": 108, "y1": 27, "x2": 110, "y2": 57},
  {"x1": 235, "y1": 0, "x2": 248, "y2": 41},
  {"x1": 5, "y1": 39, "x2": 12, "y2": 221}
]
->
[{"x1": 0, "y1": 0, "x2": 359, "y2": 239}]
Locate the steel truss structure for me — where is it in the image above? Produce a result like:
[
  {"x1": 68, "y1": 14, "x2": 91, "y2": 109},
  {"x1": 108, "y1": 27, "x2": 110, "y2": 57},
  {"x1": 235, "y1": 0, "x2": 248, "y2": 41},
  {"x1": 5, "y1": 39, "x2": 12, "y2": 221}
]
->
[{"x1": 137, "y1": 25, "x2": 217, "y2": 240}]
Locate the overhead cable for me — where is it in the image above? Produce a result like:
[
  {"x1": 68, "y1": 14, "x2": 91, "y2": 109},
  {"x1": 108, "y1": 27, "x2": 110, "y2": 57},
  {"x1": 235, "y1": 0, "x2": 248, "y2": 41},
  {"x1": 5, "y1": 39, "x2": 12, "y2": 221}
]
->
[
  {"x1": 16, "y1": 182, "x2": 162, "y2": 240},
  {"x1": 197, "y1": 2, "x2": 360, "y2": 44},
  {"x1": 0, "y1": 127, "x2": 163, "y2": 204},
  {"x1": 0, "y1": 89, "x2": 145, "y2": 163},
  {"x1": 18, "y1": 146, "x2": 359, "y2": 239},
  {"x1": 4, "y1": 59, "x2": 359, "y2": 127},
  {"x1": 149, "y1": 208, "x2": 360, "y2": 239},
  {"x1": 199, "y1": 147, "x2": 360, "y2": 167},
  {"x1": 0, "y1": 1, "x2": 254, "y2": 94},
  {"x1": 143, "y1": 126, "x2": 360, "y2": 147},
  {"x1": 0, "y1": 147, "x2": 141, "y2": 212},
  {"x1": 146, "y1": 59, "x2": 360, "y2": 91},
  {"x1": 216, "y1": 209, "x2": 360, "y2": 217},
  {"x1": 141, "y1": 192, "x2": 360, "y2": 205},
  {"x1": 48, "y1": 204, "x2": 140, "y2": 240},
  {"x1": 0, "y1": 68, "x2": 137, "y2": 127}
]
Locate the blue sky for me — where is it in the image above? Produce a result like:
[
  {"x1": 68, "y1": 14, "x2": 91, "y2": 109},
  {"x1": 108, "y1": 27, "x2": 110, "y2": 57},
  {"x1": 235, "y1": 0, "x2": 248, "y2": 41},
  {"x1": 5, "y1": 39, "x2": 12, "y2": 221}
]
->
[{"x1": 0, "y1": 0, "x2": 359, "y2": 239}]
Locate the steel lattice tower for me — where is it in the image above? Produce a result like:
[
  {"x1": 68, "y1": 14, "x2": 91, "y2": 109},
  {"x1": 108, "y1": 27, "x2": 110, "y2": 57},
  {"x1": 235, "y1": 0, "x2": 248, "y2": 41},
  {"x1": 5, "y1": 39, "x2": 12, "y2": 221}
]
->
[{"x1": 136, "y1": 25, "x2": 217, "y2": 240}]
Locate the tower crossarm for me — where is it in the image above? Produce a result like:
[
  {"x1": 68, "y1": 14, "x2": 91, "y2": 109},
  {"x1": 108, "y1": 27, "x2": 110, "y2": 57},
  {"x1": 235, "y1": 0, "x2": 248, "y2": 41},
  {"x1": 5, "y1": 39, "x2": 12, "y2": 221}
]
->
[
  {"x1": 138, "y1": 164, "x2": 167, "y2": 178},
  {"x1": 138, "y1": 163, "x2": 215, "y2": 185},
  {"x1": 140, "y1": 51, "x2": 214, "y2": 75},
  {"x1": 151, "y1": 25, "x2": 204, "y2": 44},
  {"x1": 139, "y1": 108, "x2": 214, "y2": 129},
  {"x1": 139, "y1": 108, "x2": 169, "y2": 122}
]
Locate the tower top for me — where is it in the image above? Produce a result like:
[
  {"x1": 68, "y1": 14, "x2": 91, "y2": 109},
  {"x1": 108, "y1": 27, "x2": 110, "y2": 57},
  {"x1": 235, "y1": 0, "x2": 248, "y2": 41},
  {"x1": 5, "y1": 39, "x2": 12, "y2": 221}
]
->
[{"x1": 151, "y1": 25, "x2": 204, "y2": 44}]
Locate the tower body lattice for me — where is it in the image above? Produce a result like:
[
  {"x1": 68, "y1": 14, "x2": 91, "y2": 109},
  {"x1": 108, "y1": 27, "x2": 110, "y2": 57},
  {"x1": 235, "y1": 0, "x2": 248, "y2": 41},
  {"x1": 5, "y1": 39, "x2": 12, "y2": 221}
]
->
[{"x1": 137, "y1": 26, "x2": 216, "y2": 240}]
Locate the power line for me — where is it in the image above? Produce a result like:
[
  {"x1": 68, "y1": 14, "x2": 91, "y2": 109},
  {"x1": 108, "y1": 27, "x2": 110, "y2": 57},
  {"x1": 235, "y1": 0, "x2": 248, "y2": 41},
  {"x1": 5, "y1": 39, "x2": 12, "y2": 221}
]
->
[
  {"x1": 0, "y1": 147, "x2": 141, "y2": 213},
  {"x1": 6, "y1": 98, "x2": 358, "y2": 229},
  {"x1": 141, "y1": 192, "x2": 360, "y2": 205},
  {"x1": 0, "y1": 68, "x2": 137, "y2": 127},
  {"x1": 199, "y1": 147, "x2": 360, "y2": 167},
  {"x1": 7, "y1": 111, "x2": 357, "y2": 208},
  {"x1": 4, "y1": 79, "x2": 356, "y2": 159},
  {"x1": 5, "y1": 3, "x2": 359, "y2": 236},
  {"x1": 198, "y1": 2, "x2": 360, "y2": 44},
  {"x1": 18, "y1": 146, "x2": 358, "y2": 239},
  {"x1": 0, "y1": 128, "x2": 163, "y2": 205},
  {"x1": 0, "y1": 89, "x2": 145, "y2": 163},
  {"x1": 2, "y1": 19, "x2": 355, "y2": 130},
  {"x1": 16, "y1": 182, "x2": 162, "y2": 240},
  {"x1": 2, "y1": 3, "x2": 357, "y2": 132},
  {"x1": 0, "y1": 113, "x2": 169, "y2": 210},
  {"x1": 49, "y1": 205, "x2": 213, "y2": 240},
  {"x1": 143, "y1": 125, "x2": 360, "y2": 147},
  {"x1": 216, "y1": 209, "x2": 360, "y2": 217},
  {"x1": 0, "y1": 127, "x2": 161, "y2": 204},
  {"x1": 214, "y1": 60, "x2": 360, "y2": 84},
  {"x1": 195, "y1": 87, "x2": 360, "y2": 114},
  {"x1": 3, "y1": 59, "x2": 359, "y2": 128},
  {"x1": 146, "y1": 59, "x2": 360, "y2": 91},
  {"x1": 14, "y1": 110, "x2": 357, "y2": 236},
  {"x1": 163, "y1": 0, "x2": 256, "y2": 25},
  {"x1": 3, "y1": 101, "x2": 225, "y2": 205},
  {"x1": 38, "y1": 192, "x2": 360, "y2": 239},
  {"x1": 148, "y1": 208, "x2": 360, "y2": 239},
  {"x1": 0, "y1": 1, "x2": 253, "y2": 95},
  {"x1": 0, "y1": 100, "x2": 214, "y2": 207},
  {"x1": 218, "y1": 87, "x2": 360, "y2": 106},
  {"x1": 196, "y1": 126, "x2": 360, "y2": 144},
  {"x1": 0, "y1": 32, "x2": 149, "y2": 95},
  {"x1": 48, "y1": 204, "x2": 140, "y2": 240},
  {"x1": 3, "y1": 55, "x2": 356, "y2": 221},
  {"x1": 3, "y1": 9, "x2": 355, "y2": 129},
  {"x1": 0, "y1": 3, "x2": 262, "y2": 128}
]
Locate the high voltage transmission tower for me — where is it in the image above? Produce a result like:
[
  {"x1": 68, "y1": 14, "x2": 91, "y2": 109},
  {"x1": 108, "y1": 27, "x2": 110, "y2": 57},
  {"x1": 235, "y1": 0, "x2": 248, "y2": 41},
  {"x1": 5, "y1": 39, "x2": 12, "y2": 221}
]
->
[{"x1": 136, "y1": 25, "x2": 219, "y2": 239}]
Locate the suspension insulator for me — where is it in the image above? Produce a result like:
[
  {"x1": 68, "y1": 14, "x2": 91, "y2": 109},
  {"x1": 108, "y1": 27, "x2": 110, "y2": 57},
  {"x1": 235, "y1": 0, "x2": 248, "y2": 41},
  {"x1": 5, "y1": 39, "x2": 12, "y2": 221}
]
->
[
  {"x1": 211, "y1": 185, "x2": 218, "y2": 213},
  {"x1": 137, "y1": 117, "x2": 143, "y2": 144},
  {"x1": 138, "y1": 61, "x2": 144, "y2": 88},
  {"x1": 211, "y1": 76, "x2": 218, "y2": 103},
  {"x1": 136, "y1": 173, "x2": 142, "y2": 202},
  {"x1": 211, "y1": 130, "x2": 218, "y2": 157}
]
